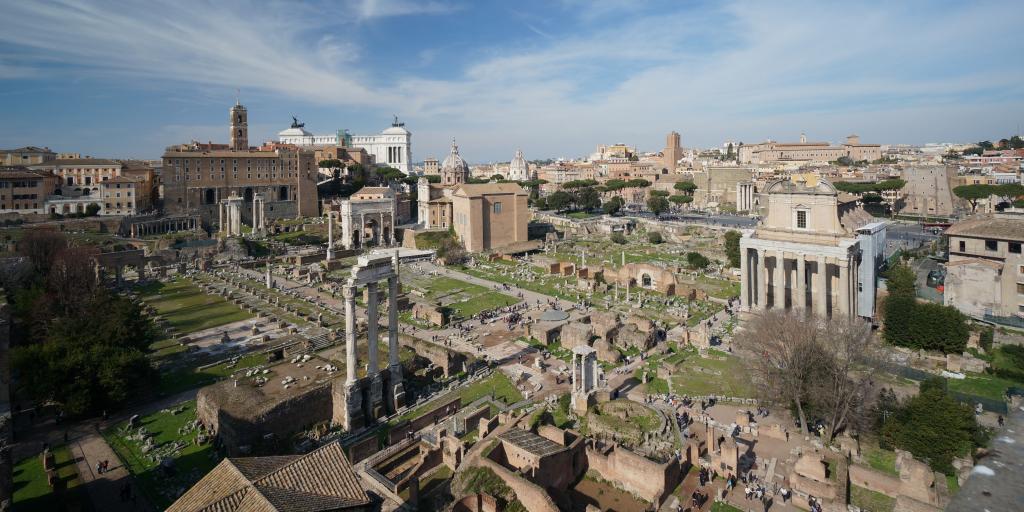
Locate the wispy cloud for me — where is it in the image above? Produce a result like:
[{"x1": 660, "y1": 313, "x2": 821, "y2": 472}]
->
[{"x1": 0, "y1": 0, "x2": 1021, "y2": 160}]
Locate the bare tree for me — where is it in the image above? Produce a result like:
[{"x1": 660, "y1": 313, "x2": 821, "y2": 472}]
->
[
  {"x1": 736, "y1": 309, "x2": 824, "y2": 435},
  {"x1": 17, "y1": 229, "x2": 67, "y2": 276},
  {"x1": 814, "y1": 315, "x2": 879, "y2": 443},
  {"x1": 737, "y1": 310, "x2": 881, "y2": 443}
]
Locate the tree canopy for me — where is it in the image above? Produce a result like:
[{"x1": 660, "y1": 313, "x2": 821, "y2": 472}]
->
[
  {"x1": 880, "y1": 378, "x2": 985, "y2": 473},
  {"x1": 685, "y1": 251, "x2": 710, "y2": 269},
  {"x1": 953, "y1": 183, "x2": 1024, "y2": 212},
  {"x1": 11, "y1": 231, "x2": 158, "y2": 416},
  {"x1": 668, "y1": 195, "x2": 693, "y2": 206},
  {"x1": 646, "y1": 195, "x2": 670, "y2": 217},
  {"x1": 546, "y1": 191, "x2": 572, "y2": 212},
  {"x1": 602, "y1": 196, "x2": 624, "y2": 215},
  {"x1": 673, "y1": 181, "x2": 697, "y2": 194},
  {"x1": 883, "y1": 263, "x2": 968, "y2": 353},
  {"x1": 724, "y1": 230, "x2": 741, "y2": 267}
]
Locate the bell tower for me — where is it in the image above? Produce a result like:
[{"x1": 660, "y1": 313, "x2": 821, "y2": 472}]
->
[{"x1": 230, "y1": 101, "x2": 248, "y2": 150}]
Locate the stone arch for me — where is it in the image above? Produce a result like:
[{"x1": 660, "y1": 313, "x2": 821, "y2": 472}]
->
[
  {"x1": 244, "y1": 187, "x2": 254, "y2": 202},
  {"x1": 204, "y1": 188, "x2": 216, "y2": 205},
  {"x1": 362, "y1": 217, "x2": 380, "y2": 246},
  {"x1": 278, "y1": 185, "x2": 288, "y2": 201},
  {"x1": 640, "y1": 272, "x2": 653, "y2": 289}
]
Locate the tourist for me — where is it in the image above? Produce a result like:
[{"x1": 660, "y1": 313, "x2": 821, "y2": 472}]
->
[
  {"x1": 780, "y1": 487, "x2": 789, "y2": 502},
  {"x1": 998, "y1": 414, "x2": 1004, "y2": 427}
]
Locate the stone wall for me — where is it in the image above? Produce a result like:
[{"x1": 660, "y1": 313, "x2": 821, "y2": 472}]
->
[
  {"x1": 388, "y1": 396, "x2": 462, "y2": 445},
  {"x1": 479, "y1": 458, "x2": 560, "y2": 512},
  {"x1": 402, "y1": 336, "x2": 466, "y2": 377},
  {"x1": 585, "y1": 442, "x2": 680, "y2": 506},
  {"x1": 849, "y1": 464, "x2": 901, "y2": 497},
  {"x1": 197, "y1": 381, "x2": 334, "y2": 456}
]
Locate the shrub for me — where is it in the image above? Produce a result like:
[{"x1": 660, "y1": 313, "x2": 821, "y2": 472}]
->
[
  {"x1": 610, "y1": 232, "x2": 627, "y2": 245},
  {"x1": 647, "y1": 232, "x2": 663, "y2": 244},
  {"x1": 686, "y1": 251, "x2": 710, "y2": 269}
]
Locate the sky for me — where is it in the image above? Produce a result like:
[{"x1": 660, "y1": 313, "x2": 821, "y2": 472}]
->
[{"x1": 1, "y1": 0, "x2": 1022, "y2": 163}]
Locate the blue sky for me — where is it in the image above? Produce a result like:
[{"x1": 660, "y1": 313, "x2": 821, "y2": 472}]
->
[{"x1": 1, "y1": 0, "x2": 1022, "y2": 162}]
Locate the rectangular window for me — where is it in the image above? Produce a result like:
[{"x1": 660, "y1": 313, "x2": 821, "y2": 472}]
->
[
  {"x1": 1018, "y1": 283, "x2": 1024, "y2": 294},
  {"x1": 985, "y1": 240, "x2": 998, "y2": 251},
  {"x1": 493, "y1": 202, "x2": 502, "y2": 214},
  {"x1": 1010, "y1": 242, "x2": 1022, "y2": 254},
  {"x1": 796, "y1": 210, "x2": 807, "y2": 229},
  {"x1": 959, "y1": 240, "x2": 966, "y2": 252}
]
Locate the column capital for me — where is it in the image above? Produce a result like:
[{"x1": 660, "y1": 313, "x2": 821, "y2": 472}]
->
[{"x1": 342, "y1": 285, "x2": 356, "y2": 299}]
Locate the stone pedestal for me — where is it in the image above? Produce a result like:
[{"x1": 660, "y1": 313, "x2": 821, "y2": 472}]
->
[
  {"x1": 369, "y1": 372, "x2": 385, "y2": 419},
  {"x1": 388, "y1": 364, "x2": 406, "y2": 411},
  {"x1": 332, "y1": 380, "x2": 366, "y2": 432}
]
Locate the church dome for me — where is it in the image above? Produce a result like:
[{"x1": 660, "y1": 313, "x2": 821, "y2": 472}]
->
[
  {"x1": 508, "y1": 148, "x2": 529, "y2": 181},
  {"x1": 441, "y1": 138, "x2": 469, "y2": 175}
]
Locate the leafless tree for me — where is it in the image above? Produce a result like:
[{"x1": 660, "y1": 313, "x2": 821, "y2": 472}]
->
[
  {"x1": 736, "y1": 310, "x2": 880, "y2": 443},
  {"x1": 17, "y1": 228, "x2": 67, "y2": 276},
  {"x1": 814, "y1": 314, "x2": 880, "y2": 443},
  {"x1": 736, "y1": 309, "x2": 825, "y2": 435}
]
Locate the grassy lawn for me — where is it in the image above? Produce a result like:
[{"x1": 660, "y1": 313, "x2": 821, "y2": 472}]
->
[
  {"x1": 850, "y1": 484, "x2": 895, "y2": 512},
  {"x1": 946, "y1": 373, "x2": 1016, "y2": 401},
  {"x1": 157, "y1": 352, "x2": 269, "y2": 395},
  {"x1": 566, "y1": 211, "x2": 599, "y2": 219},
  {"x1": 103, "y1": 400, "x2": 221, "y2": 510},
  {"x1": 459, "y1": 371, "x2": 523, "y2": 406},
  {"x1": 12, "y1": 445, "x2": 83, "y2": 512},
  {"x1": 139, "y1": 278, "x2": 252, "y2": 334},
  {"x1": 666, "y1": 351, "x2": 755, "y2": 398},
  {"x1": 415, "y1": 276, "x2": 518, "y2": 319},
  {"x1": 946, "y1": 474, "x2": 959, "y2": 493},
  {"x1": 862, "y1": 446, "x2": 898, "y2": 476}
]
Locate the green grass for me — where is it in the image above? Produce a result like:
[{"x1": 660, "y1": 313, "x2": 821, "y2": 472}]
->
[
  {"x1": 862, "y1": 446, "x2": 898, "y2": 476},
  {"x1": 566, "y1": 211, "x2": 599, "y2": 219},
  {"x1": 12, "y1": 445, "x2": 82, "y2": 511},
  {"x1": 103, "y1": 400, "x2": 222, "y2": 510},
  {"x1": 667, "y1": 353, "x2": 755, "y2": 398},
  {"x1": 946, "y1": 474, "x2": 959, "y2": 493},
  {"x1": 393, "y1": 372, "x2": 523, "y2": 426},
  {"x1": 850, "y1": 484, "x2": 896, "y2": 512},
  {"x1": 415, "y1": 230, "x2": 454, "y2": 250},
  {"x1": 459, "y1": 371, "x2": 523, "y2": 406},
  {"x1": 400, "y1": 465, "x2": 452, "y2": 500},
  {"x1": 710, "y1": 502, "x2": 744, "y2": 512},
  {"x1": 415, "y1": 276, "x2": 518, "y2": 319},
  {"x1": 946, "y1": 373, "x2": 1017, "y2": 401},
  {"x1": 157, "y1": 352, "x2": 269, "y2": 395},
  {"x1": 139, "y1": 278, "x2": 252, "y2": 334},
  {"x1": 270, "y1": 230, "x2": 325, "y2": 246}
]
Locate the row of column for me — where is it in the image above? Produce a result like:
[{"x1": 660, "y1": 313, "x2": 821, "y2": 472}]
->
[
  {"x1": 571, "y1": 349, "x2": 599, "y2": 395},
  {"x1": 343, "y1": 276, "x2": 401, "y2": 385},
  {"x1": 251, "y1": 195, "x2": 266, "y2": 234},
  {"x1": 131, "y1": 218, "x2": 196, "y2": 238},
  {"x1": 741, "y1": 247, "x2": 857, "y2": 317},
  {"x1": 218, "y1": 199, "x2": 243, "y2": 237}
]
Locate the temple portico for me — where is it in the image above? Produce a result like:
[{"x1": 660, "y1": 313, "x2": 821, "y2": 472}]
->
[
  {"x1": 570, "y1": 345, "x2": 600, "y2": 414},
  {"x1": 739, "y1": 174, "x2": 876, "y2": 319},
  {"x1": 739, "y1": 237, "x2": 859, "y2": 318},
  {"x1": 334, "y1": 251, "x2": 405, "y2": 431},
  {"x1": 218, "y1": 194, "x2": 244, "y2": 237}
]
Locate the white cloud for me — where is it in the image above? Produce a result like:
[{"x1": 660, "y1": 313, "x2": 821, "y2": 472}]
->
[{"x1": 0, "y1": 0, "x2": 1021, "y2": 160}]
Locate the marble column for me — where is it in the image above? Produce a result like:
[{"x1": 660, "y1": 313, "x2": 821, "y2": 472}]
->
[
  {"x1": 366, "y1": 282, "x2": 380, "y2": 375},
  {"x1": 815, "y1": 256, "x2": 828, "y2": 318},
  {"x1": 739, "y1": 247, "x2": 749, "y2": 310},
  {"x1": 838, "y1": 259, "x2": 850, "y2": 317},
  {"x1": 327, "y1": 214, "x2": 335, "y2": 260},
  {"x1": 757, "y1": 249, "x2": 768, "y2": 309},
  {"x1": 388, "y1": 275, "x2": 400, "y2": 370},
  {"x1": 343, "y1": 285, "x2": 357, "y2": 384},
  {"x1": 795, "y1": 255, "x2": 806, "y2": 313},
  {"x1": 773, "y1": 250, "x2": 785, "y2": 309},
  {"x1": 218, "y1": 203, "x2": 224, "y2": 234}
]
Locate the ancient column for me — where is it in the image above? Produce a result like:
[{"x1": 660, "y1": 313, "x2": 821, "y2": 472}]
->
[
  {"x1": 218, "y1": 202, "x2": 224, "y2": 235},
  {"x1": 757, "y1": 249, "x2": 768, "y2": 309},
  {"x1": 252, "y1": 199, "x2": 258, "y2": 233},
  {"x1": 838, "y1": 259, "x2": 850, "y2": 317},
  {"x1": 739, "y1": 246, "x2": 749, "y2": 310},
  {"x1": 366, "y1": 282, "x2": 380, "y2": 375},
  {"x1": 815, "y1": 255, "x2": 828, "y2": 318},
  {"x1": 343, "y1": 284, "x2": 357, "y2": 384},
  {"x1": 795, "y1": 255, "x2": 806, "y2": 313},
  {"x1": 773, "y1": 250, "x2": 785, "y2": 309},
  {"x1": 388, "y1": 275, "x2": 400, "y2": 370},
  {"x1": 327, "y1": 213, "x2": 335, "y2": 260}
]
